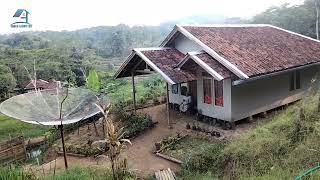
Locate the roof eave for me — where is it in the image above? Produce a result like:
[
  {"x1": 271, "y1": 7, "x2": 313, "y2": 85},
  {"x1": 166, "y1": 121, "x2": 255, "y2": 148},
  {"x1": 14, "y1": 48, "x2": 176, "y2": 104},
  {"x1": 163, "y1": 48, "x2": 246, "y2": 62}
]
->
[
  {"x1": 113, "y1": 48, "x2": 176, "y2": 85},
  {"x1": 160, "y1": 24, "x2": 249, "y2": 80}
]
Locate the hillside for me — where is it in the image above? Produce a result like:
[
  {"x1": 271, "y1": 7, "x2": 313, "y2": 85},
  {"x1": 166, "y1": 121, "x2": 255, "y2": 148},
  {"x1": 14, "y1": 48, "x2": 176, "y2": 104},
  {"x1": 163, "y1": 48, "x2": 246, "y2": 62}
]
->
[{"x1": 178, "y1": 90, "x2": 320, "y2": 179}]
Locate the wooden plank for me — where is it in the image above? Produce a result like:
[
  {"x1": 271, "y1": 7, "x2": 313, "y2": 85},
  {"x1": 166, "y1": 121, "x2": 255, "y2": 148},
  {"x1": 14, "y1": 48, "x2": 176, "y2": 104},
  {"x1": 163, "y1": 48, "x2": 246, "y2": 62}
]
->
[
  {"x1": 0, "y1": 144, "x2": 24, "y2": 155},
  {"x1": 160, "y1": 170, "x2": 167, "y2": 180},
  {"x1": 155, "y1": 170, "x2": 160, "y2": 180},
  {"x1": 0, "y1": 138, "x2": 24, "y2": 151},
  {"x1": 164, "y1": 169, "x2": 170, "y2": 180},
  {"x1": 0, "y1": 137, "x2": 26, "y2": 165},
  {"x1": 167, "y1": 168, "x2": 176, "y2": 180},
  {"x1": 156, "y1": 153, "x2": 183, "y2": 164}
]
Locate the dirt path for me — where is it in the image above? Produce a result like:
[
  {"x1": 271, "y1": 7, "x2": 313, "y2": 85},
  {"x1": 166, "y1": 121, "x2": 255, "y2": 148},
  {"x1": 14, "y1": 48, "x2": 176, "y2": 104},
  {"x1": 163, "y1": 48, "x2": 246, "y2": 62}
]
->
[
  {"x1": 35, "y1": 104, "x2": 271, "y2": 177},
  {"x1": 122, "y1": 105, "x2": 184, "y2": 176}
]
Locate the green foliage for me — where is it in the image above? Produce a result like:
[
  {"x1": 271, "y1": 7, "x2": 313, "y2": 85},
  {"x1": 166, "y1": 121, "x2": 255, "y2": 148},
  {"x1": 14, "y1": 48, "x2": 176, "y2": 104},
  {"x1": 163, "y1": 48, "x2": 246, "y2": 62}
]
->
[
  {"x1": 0, "y1": 65, "x2": 16, "y2": 97},
  {"x1": 48, "y1": 167, "x2": 135, "y2": 180},
  {"x1": 0, "y1": 114, "x2": 48, "y2": 142},
  {"x1": 222, "y1": 93, "x2": 320, "y2": 179},
  {"x1": 183, "y1": 143, "x2": 225, "y2": 173},
  {"x1": 178, "y1": 171, "x2": 218, "y2": 180},
  {"x1": 65, "y1": 143, "x2": 102, "y2": 156},
  {"x1": 252, "y1": 0, "x2": 318, "y2": 38},
  {"x1": 105, "y1": 74, "x2": 165, "y2": 114},
  {"x1": 175, "y1": 93, "x2": 320, "y2": 179},
  {"x1": 86, "y1": 70, "x2": 100, "y2": 92},
  {"x1": 0, "y1": 167, "x2": 35, "y2": 180},
  {"x1": 120, "y1": 113, "x2": 154, "y2": 138}
]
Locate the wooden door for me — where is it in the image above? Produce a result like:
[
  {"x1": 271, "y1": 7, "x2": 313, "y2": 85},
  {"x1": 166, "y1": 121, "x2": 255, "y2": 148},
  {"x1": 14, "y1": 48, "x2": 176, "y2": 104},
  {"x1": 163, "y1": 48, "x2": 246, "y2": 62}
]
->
[{"x1": 188, "y1": 80, "x2": 197, "y2": 108}]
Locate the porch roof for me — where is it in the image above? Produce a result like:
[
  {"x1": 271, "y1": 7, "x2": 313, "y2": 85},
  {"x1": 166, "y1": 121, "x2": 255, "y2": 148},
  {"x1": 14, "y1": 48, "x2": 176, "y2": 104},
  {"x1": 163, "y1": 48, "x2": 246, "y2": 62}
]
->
[
  {"x1": 114, "y1": 48, "x2": 197, "y2": 84},
  {"x1": 178, "y1": 52, "x2": 235, "y2": 80}
]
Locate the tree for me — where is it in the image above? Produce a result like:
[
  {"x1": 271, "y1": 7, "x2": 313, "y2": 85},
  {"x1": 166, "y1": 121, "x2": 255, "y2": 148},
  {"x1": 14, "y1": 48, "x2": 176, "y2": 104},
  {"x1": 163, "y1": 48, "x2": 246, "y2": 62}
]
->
[
  {"x1": 0, "y1": 65, "x2": 16, "y2": 98},
  {"x1": 252, "y1": 1, "x2": 317, "y2": 38},
  {"x1": 86, "y1": 70, "x2": 100, "y2": 92}
]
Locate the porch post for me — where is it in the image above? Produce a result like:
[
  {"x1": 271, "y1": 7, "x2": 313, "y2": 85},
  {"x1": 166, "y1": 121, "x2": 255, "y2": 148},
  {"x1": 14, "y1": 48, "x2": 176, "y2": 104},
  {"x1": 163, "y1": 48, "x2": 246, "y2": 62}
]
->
[
  {"x1": 166, "y1": 83, "x2": 172, "y2": 129},
  {"x1": 132, "y1": 72, "x2": 137, "y2": 114}
]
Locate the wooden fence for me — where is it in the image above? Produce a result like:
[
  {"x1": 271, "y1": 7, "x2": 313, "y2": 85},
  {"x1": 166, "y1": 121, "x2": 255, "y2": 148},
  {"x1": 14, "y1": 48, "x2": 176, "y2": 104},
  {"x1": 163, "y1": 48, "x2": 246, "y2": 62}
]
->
[{"x1": 0, "y1": 136, "x2": 26, "y2": 165}]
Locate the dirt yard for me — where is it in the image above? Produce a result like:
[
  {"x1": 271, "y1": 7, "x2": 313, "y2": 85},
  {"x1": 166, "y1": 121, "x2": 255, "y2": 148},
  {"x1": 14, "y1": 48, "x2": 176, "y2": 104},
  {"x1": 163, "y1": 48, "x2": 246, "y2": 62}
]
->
[{"x1": 34, "y1": 104, "x2": 271, "y2": 177}]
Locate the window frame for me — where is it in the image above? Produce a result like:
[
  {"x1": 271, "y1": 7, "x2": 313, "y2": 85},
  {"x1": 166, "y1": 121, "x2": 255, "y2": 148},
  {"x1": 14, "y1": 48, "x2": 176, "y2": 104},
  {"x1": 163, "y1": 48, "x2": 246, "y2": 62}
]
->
[
  {"x1": 180, "y1": 83, "x2": 188, "y2": 96},
  {"x1": 214, "y1": 80, "x2": 224, "y2": 107},
  {"x1": 171, "y1": 84, "x2": 178, "y2": 94},
  {"x1": 289, "y1": 72, "x2": 295, "y2": 91},
  {"x1": 295, "y1": 70, "x2": 301, "y2": 89},
  {"x1": 289, "y1": 71, "x2": 301, "y2": 91},
  {"x1": 203, "y1": 77, "x2": 212, "y2": 104}
]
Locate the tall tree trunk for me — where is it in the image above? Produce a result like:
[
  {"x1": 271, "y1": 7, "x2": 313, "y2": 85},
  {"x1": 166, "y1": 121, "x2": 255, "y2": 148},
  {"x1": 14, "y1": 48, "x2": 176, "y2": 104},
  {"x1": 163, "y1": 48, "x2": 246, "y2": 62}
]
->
[{"x1": 316, "y1": 0, "x2": 319, "y2": 39}]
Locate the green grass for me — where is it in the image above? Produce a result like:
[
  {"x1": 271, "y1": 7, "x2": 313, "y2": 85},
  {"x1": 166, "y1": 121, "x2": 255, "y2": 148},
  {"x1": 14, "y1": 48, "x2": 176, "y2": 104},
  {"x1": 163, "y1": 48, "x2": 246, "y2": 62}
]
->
[
  {"x1": 0, "y1": 114, "x2": 48, "y2": 142},
  {"x1": 175, "y1": 93, "x2": 320, "y2": 179},
  {"x1": 162, "y1": 136, "x2": 220, "y2": 160},
  {"x1": 0, "y1": 166, "x2": 35, "y2": 180},
  {"x1": 47, "y1": 167, "x2": 136, "y2": 180}
]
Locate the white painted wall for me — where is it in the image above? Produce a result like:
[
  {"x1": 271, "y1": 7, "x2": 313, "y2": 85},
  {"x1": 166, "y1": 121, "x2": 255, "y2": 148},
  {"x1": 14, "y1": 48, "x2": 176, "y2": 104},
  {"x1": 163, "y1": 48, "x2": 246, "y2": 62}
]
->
[
  {"x1": 196, "y1": 71, "x2": 232, "y2": 121},
  {"x1": 174, "y1": 33, "x2": 203, "y2": 54},
  {"x1": 168, "y1": 84, "x2": 184, "y2": 105},
  {"x1": 231, "y1": 66, "x2": 319, "y2": 121},
  {"x1": 169, "y1": 32, "x2": 319, "y2": 122}
]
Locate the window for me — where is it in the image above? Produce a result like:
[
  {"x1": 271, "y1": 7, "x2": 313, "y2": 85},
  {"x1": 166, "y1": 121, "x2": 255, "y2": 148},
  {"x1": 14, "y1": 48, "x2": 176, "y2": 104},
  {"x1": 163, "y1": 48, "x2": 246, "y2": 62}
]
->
[
  {"x1": 180, "y1": 83, "x2": 188, "y2": 96},
  {"x1": 172, "y1": 84, "x2": 178, "y2": 94},
  {"x1": 296, "y1": 71, "x2": 301, "y2": 89},
  {"x1": 203, "y1": 78, "x2": 212, "y2": 104},
  {"x1": 214, "y1": 80, "x2": 224, "y2": 106},
  {"x1": 289, "y1": 72, "x2": 295, "y2": 91},
  {"x1": 289, "y1": 71, "x2": 301, "y2": 91}
]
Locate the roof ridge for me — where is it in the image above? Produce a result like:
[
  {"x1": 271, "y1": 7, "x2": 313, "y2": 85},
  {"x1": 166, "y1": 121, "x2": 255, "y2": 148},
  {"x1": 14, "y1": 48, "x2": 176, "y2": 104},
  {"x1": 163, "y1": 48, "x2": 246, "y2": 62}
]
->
[
  {"x1": 178, "y1": 24, "x2": 270, "y2": 27},
  {"x1": 176, "y1": 25, "x2": 249, "y2": 79},
  {"x1": 266, "y1": 24, "x2": 320, "y2": 43},
  {"x1": 134, "y1": 47, "x2": 171, "y2": 51}
]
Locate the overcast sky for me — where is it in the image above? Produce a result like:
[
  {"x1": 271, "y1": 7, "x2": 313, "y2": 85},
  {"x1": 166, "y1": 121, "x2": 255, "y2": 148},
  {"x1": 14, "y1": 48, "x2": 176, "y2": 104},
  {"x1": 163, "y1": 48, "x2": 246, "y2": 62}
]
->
[{"x1": 0, "y1": 0, "x2": 304, "y2": 34}]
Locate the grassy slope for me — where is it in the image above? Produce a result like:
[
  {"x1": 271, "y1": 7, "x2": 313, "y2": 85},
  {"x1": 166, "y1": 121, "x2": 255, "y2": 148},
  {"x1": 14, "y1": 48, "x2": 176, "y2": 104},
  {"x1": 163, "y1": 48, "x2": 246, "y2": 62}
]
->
[
  {"x1": 223, "y1": 93, "x2": 320, "y2": 179},
  {"x1": 0, "y1": 114, "x2": 48, "y2": 142},
  {"x1": 178, "y1": 93, "x2": 320, "y2": 179}
]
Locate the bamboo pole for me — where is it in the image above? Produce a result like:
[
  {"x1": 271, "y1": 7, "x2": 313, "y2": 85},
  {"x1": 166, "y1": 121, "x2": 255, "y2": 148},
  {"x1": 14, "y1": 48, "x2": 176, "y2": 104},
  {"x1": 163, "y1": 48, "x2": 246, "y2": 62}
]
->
[{"x1": 132, "y1": 72, "x2": 137, "y2": 114}]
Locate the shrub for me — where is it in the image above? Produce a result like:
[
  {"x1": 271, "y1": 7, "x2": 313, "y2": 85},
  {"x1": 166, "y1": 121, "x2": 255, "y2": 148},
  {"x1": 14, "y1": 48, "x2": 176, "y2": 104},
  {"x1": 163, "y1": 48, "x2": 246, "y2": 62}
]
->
[
  {"x1": 121, "y1": 113, "x2": 153, "y2": 138},
  {"x1": 183, "y1": 143, "x2": 225, "y2": 174}
]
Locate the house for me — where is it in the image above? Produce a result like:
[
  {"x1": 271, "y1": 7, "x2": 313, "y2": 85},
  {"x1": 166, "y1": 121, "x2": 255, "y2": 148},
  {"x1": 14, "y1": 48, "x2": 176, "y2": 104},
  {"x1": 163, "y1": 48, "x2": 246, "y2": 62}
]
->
[
  {"x1": 22, "y1": 79, "x2": 60, "y2": 92},
  {"x1": 12, "y1": 9, "x2": 30, "y2": 24},
  {"x1": 114, "y1": 24, "x2": 320, "y2": 128}
]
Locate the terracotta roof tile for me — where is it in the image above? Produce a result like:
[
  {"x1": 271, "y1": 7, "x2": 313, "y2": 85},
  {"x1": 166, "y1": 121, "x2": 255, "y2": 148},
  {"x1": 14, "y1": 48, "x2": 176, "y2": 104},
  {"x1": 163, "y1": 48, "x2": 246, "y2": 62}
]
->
[
  {"x1": 195, "y1": 53, "x2": 235, "y2": 78},
  {"x1": 141, "y1": 49, "x2": 197, "y2": 83},
  {"x1": 24, "y1": 79, "x2": 57, "y2": 90},
  {"x1": 182, "y1": 25, "x2": 320, "y2": 77}
]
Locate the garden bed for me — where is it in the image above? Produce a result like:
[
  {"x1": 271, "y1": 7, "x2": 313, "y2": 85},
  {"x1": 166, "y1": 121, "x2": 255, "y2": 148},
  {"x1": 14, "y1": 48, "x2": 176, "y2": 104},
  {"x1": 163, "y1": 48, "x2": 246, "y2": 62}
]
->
[{"x1": 160, "y1": 135, "x2": 225, "y2": 162}]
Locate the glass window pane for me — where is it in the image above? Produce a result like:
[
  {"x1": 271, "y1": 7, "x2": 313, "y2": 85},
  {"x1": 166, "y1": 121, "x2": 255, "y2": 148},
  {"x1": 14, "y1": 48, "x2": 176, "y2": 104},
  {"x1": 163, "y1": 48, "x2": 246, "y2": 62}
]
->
[
  {"x1": 172, "y1": 84, "x2": 178, "y2": 94},
  {"x1": 203, "y1": 79, "x2": 212, "y2": 104},
  {"x1": 214, "y1": 80, "x2": 224, "y2": 106},
  {"x1": 180, "y1": 83, "x2": 188, "y2": 96}
]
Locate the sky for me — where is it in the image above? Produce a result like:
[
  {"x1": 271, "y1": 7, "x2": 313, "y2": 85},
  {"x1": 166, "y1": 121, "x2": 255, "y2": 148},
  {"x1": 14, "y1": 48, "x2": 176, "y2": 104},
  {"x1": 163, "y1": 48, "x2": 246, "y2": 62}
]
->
[{"x1": 0, "y1": 0, "x2": 304, "y2": 34}]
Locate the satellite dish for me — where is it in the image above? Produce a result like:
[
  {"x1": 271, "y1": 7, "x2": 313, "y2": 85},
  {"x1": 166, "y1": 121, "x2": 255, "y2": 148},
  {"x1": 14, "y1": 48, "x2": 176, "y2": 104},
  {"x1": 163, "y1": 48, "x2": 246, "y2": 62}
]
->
[
  {"x1": 0, "y1": 87, "x2": 106, "y2": 169},
  {"x1": 0, "y1": 88, "x2": 102, "y2": 125}
]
